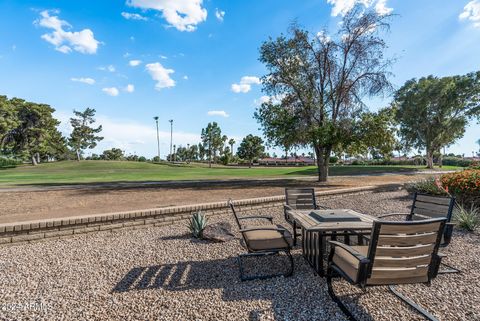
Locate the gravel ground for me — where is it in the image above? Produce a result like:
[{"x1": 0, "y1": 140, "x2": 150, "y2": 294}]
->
[{"x1": 0, "y1": 190, "x2": 478, "y2": 321}]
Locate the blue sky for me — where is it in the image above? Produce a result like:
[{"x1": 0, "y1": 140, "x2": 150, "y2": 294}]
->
[{"x1": 0, "y1": 0, "x2": 479, "y2": 158}]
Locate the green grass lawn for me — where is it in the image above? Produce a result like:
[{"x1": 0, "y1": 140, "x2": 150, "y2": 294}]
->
[{"x1": 0, "y1": 161, "x2": 459, "y2": 187}]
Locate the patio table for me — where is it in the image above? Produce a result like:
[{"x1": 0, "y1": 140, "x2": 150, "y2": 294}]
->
[{"x1": 287, "y1": 209, "x2": 376, "y2": 276}]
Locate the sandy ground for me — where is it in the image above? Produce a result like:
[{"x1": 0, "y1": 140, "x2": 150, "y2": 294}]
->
[
  {"x1": 0, "y1": 173, "x2": 433, "y2": 224},
  {"x1": 0, "y1": 190, "x2": 477, "y2": 321}
]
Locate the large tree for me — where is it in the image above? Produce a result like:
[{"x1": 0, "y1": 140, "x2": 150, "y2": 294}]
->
[
  {"x1": 237, "y1": 134, "x2": 265, "y2": 168},
  {"x1": 2, "y1": 98, "x2": 65, "y2": 165},
  {"x1": 256, "y1": 6, "x2": 393, "y2": 181},
  {"x1": 0, "y1": 96, "x2": 18, "y2": 152},
  {"x1": 394, "y1": 72, "x2": 480, "y2": 168},
  {"x1": 68, "y1": 108, "x2": 103, "y2": 161},
  {"x1": 201, "y1": 122, "x2": 223, "y2": 167}
]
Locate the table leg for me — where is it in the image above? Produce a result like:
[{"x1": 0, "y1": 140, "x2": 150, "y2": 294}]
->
[
  {"x1": 318, "y1": 232, "x2": 324, "y2": 277},
  {"x1": 293, "y1": 220, "x2": 297, "y2": 246}
]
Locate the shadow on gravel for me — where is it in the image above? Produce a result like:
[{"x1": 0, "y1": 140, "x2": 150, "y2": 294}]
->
[{"x1": 111, "y1": 254, "x2": 374, "y2": 320}]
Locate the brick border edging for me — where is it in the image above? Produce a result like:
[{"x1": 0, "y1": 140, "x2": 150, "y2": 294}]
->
[{"x1": 0, "y1": 184, "x2": 402, "y2": 245}]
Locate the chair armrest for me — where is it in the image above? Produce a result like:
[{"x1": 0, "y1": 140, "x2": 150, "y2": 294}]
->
[
  {"x1": 238, "y1": 216, "x2": 274, "y2": 223},
  {"x1": 239, "y1": 227, "x2": 286, "y2": 233},
  {"x1": 328, "y1": 241, "x2": 368, "y2": 262},
  {"x1": 284, "y1": 204, "x2": 294, "y2": 212},
  {"x1": 377, "y1": 212, "x2": 410, "y2": 219}
]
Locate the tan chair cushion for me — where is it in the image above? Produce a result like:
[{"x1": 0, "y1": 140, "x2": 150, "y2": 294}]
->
[
  {"x1": 332, "y1": 246, "x2": 367, "y2": 283},
  {"x1": 243, "y1": 224, "x2": 293, "y2": 251},
  {"x1": 332, "y1": 245, "x2": 430, "y2": 285}
]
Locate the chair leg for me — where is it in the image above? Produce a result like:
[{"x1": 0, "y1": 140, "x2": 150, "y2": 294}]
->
[
  {"x1": 238, "y1": 251, "x2": 294, "y2": 281},
  {"x1": 388, "y1": 285, "x2": 439, "y2": 321},
  {"x1": 326, "y1": 267, "x2": 357, "y2": 321},
  {"x1": 437, "y1": 262, "x2": 461, "y2": 274}
]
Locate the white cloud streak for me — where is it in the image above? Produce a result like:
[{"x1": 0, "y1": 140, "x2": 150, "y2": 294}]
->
[
  {"x1": 127, "y1": 0, "x2": 208, "y2": 32},
  {"x1": 459, "y1": 0, "x2": 480, "y2": 28},
  {"x1": 35, "y1": 10, "x2": 100, "y2": 54},
  {"x1": 121, "y1": 12, "x2": 148, "y2": 21},
  {"x1": 207, "y1": 110, "x2": 229, "y2": 117},
  {"x1": 326, "y1": 0, "x2": 392, "y2": 16},
  {"x1": 145, "y1": 62, "x2": 175, "y2": 90},
  {"x1": 125, "y1": 84, "x2": 135, "y2": 93},
  {"x1": 215, "y1": 8, "x2": 225, "y2": 22},
  {"x1": 102, "y1": 87, "x2": 120, "y2": 96},
  {"x1": 129, "y1": 59, "x2": 142, "y2": 67},
  {"x1": 71, "y1": 77, "x2": 95, "y2": 85},
  {"x1": 231, "y1": 76, "x2": 261, "y2": 93}
]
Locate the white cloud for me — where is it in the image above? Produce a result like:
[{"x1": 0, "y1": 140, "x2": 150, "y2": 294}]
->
[
  {"x1": 145, "y1": 62, "x2": 175, "y2": 90},
  {"x1": 183, "y1": 75, "x2": 189, "y2": 80},
  {"x1": 102, "y1": 87, "x2": 120, "y2": 96},
  {"x1": 121, "y1": 12, "x2": 148, "y2": 21},
  {"x1": 231, "y1": 76, "x2": 261, "y2": 93},
  {"x1": 129, "y1": 59, "x2": 142, "y2": 67},
  {"x1": 459, "y1": 0, "x2": 480, "y2": 28},
  {"x1": 207, "y1": 110, "x2": 229, "y2": 117},
  {"x1": 254, "y1": 94, "x2": 285, "y2": 106},
  {"x1": 127, "y1": 0, "x2": 208, "y2": 32},
  {"x1": 160, "y1": 55, "x2": 168, "y2": 59},
  {"x1": 71, "y1": 77, "x2": 95, "y2": 85},
  {"x1": 125, "y1": 84, "x2": 135, "y2": 93},
  {"x1": 35, "y1": 10, "x2": 100, "y2": 54},
  {"x1": 98, "y1": 65, "x2": 116, "y2": 72},
  {"x1": 326, "y1": 0, "x2": 392, "y2": 17},
  {"x1": 375, "y1": 0, "x2": 393, "y2": 15},
  {"x1": 215, "y1": 8, "x2": 225, "y2": 22}
]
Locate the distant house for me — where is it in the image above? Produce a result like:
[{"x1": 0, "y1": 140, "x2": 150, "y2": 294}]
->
[{"x1": 258, "y1": 157, "x2": 315, "y2": 166}]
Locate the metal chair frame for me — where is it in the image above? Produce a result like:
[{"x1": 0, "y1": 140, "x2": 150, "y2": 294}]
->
[
  {"x1": 326, "y1": 218, "x2": 447, "y2": 321},
  {"x1": 228, "y1": 199, "x2": 294, "y2": 281}
]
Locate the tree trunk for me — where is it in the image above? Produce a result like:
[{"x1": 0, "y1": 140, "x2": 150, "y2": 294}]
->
[
  {"x1": 315, "y1": 146, "x2": 330, "y2": 182},
  {"x1": 426, "y1": 149, "x2": 434, "y2": 169},
  {"x1": 249, "y1": 160, "x2": 252, "y2": 168},
  {"x1": 35, "y1": 153, "x2": 40, "y2": 164},
  {"x1": 76, "y1": 149, "x2": 81, "y2": 162},
  {"x1": 31, "y1": 155, "x2": 38, "y2": 166},
  {"x1": 438, "y1": 152, "x2": 443, "y2": 168}
]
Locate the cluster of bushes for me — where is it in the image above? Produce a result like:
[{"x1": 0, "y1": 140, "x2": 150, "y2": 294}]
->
[
  {"x1": 442, "y1": 157, "x2": 476, "y2": 167},
  {"x1": 350, "y1": 157, "x2": 425, "y2": 166},
  {"x1": 406, "y1": 169, "x2": 480, "y2": 231},
  {"x1": 0, "y1": 156, "x2": 21, "y2": 168}
]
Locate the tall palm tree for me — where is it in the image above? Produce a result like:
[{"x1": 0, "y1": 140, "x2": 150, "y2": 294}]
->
[{"x1": 228, "y1": 138, "x2": 235, "y2": 156}]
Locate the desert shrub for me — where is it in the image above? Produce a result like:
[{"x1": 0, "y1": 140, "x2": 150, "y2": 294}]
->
[
  {"x1": 405, "y1": 177, "x2": 448, "y2": 196},
  {"x1": 454, "y1": 204, "x2": 480, "y2": 231},
  {"x1": 0, "y1": 156, "x2": 21, "y2": 168},
  {"x1": 188, "y1": 212, "x2": 208, "y2": 238},
  {"x1": 469, "y1": 161, "x2": 480, "y2": 170},
  {"x1": 441, "y1": 169, "x2": 480, "y2": 208}
]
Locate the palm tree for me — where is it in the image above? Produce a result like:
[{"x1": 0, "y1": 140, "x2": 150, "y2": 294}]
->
[{"x1": 228, "y1": 138, "x2": 235, "y2": 156}]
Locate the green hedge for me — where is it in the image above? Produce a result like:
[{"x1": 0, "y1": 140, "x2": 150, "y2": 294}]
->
[
  {"x1": 442, "y1": 157, "x2": 473, "y2": 167},
  {"x1": 0, "y1": 157, "x2": 21, "y2": 168}
]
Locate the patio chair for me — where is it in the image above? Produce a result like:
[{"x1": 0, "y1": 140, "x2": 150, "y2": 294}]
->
[
  {"x1": 284, "y1": 188, "x2": 329, "y2": 245},
  {"x1": 228, "y1": 199, "x2": 294, "y2": 281},
  {"x1": 327, "y1": 218, "x2": 447, "y2": 321},
  {"x1": 377, "y1": 192, "x2": 458, "y2": 273}
]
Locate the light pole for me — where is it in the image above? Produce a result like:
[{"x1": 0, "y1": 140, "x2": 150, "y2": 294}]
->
[
  {"x1": 169, "y1": 119, "x2": 173, "y2": 162},
  {"x1": 153, "y1": 116, "x2": 160, "y2": 162}
]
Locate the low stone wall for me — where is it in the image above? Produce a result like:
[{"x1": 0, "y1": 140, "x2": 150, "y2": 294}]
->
[{"x1": 0, "y1": 185, "x2": 401, "y2": 245}]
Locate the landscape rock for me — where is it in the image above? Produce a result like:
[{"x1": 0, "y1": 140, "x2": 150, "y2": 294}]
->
[{"x1": 202, "y1": 222, "x2": 235, "y2": 242}]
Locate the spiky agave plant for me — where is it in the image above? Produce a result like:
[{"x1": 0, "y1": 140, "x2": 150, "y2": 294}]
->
[{"x1": 188, "y1": 212, "x2": 208, "y2": 238}]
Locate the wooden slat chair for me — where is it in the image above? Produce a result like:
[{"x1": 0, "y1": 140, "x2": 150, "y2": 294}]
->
[
  {"x1": 228, "y1": 199, "x2": 294, "y2": 281},
  {"x1": 378, "y1": 192, "x2": 458, "y2": 273},
  {"x1": 327, "y1": 218, "x2": 447, "y2": 321},
  {"x1": 284, "y1": 188, "x2": 329, "y2": 245}
]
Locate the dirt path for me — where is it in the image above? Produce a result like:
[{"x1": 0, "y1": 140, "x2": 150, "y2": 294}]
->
[{"x1": 0, "y1": 173, "x2": 432, "y2": 224}]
